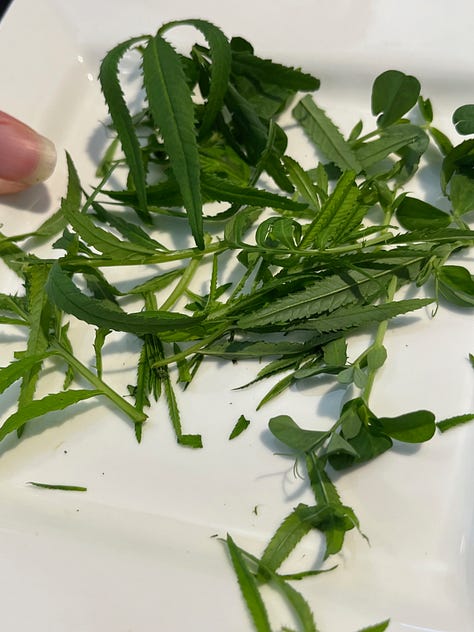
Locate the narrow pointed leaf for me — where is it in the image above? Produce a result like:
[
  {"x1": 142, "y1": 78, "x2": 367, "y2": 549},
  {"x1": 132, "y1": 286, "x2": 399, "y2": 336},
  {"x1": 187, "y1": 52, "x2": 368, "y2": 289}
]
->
[
  {"x1": 0, "y1": 390, "x2": 101, "y2": 441},
  {"x1": 143, "y1": 33, "x2": 203, "y2": 248},
  {"x1": 161, "y1": 20, "x2": 231, "y2": 138},
  {"x1": 99, "y1": 36, "x2": 150, "y2": 221},
  {"x1": 226, "y1": 535, "x2": 272, "y2": 632}
]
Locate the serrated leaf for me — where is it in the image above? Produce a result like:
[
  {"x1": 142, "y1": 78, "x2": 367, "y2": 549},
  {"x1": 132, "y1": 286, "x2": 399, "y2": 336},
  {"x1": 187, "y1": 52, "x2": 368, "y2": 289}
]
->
[
  {"x1": 63, "y1": 157, "x2": 158, "y2": 260},
  {"x1": 437, "y1": 413, "x2": 474, "y2": 433},
  {"x1": 260, "y1": 504, "x2": 315, "y2": 573},
  {"x1": 355, "y1": 124, "x2": 427, "y2": 170},
  {"x1": 300, "y1": 170, "x2": 360, "y2": 248},
  {"x1": 290, "y1": 299, "x2": 433, "y2": 334},
  {"x1": 202, "y1": 173, "x2": 306, "y2": 211},
  {"x1": 46, "y1": 263, "x2": 205, "y2": 339},
  {"x1": 99, "y1": 35, "x2": 150, "y2": 222},
  {"x1": 0, "y1": 353, "x2": 51, "y2": 395},
  {"x1": 226, "y1": 535, "x2": 272, "y2": 632},
  {"x1": 161, "y1": 19, "x2": 231, "y2": 138},
  {"x1": 143, "y1": 33, "x2": 203, "y2": 248},
  {"x1": 229, "y1": 414, "x2": 250, "y2": 440},
  {"x1": 0, "y1": 390, "x2": 101, "y2": 442},
  {"x1": 293, "y1": 95, "x2": 362, "y2": 173},
  {"x1": 238, "y1": 263, "x2": 431, "y2": 329}
]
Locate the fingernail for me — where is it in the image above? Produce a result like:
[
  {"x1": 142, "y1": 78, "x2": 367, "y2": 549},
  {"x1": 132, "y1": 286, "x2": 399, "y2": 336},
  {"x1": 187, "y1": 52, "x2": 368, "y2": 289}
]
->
[{"x1": 0, "y1": 111, "x2": 57, "y2": 188}]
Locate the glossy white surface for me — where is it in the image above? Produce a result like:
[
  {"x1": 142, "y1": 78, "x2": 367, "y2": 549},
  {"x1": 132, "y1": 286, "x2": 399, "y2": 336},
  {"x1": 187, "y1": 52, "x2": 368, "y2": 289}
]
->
[{"x1": 0, "y1": 1, "x2": 473, "y2": 630}]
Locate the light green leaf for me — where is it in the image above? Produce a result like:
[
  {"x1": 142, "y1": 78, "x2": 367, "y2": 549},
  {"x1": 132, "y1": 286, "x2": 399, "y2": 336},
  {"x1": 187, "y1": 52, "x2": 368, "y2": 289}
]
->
[{"x1": 293, "y1": 95, "x2": 362, "y2": 172}]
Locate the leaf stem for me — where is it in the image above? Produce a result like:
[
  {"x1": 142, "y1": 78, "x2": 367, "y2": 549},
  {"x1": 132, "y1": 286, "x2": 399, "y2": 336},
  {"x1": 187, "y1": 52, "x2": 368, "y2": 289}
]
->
[{"x1": 361, "y1": 275, "x2": 397, "y2": 403}]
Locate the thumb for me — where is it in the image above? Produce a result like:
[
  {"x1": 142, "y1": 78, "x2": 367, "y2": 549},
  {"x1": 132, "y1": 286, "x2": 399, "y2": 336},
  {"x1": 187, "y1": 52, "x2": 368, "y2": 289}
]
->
[{"x1": 0, "y1": 111, "x2": 57, "y2": 194}]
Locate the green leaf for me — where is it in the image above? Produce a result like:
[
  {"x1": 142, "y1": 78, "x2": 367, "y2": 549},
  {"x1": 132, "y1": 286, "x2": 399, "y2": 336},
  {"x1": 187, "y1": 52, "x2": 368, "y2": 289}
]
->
[
  {"x1": 378, "y1": 410, "x2": 436, "y2": 443},
  {"x1": 418, "y1": 96, "x2": 433, "y2": 123},
  {"x1": 372, "y1": 70, "x2": 421, "y2": 127},
  {"x1": 322, "y1": 337, "x2": 347, "y2": 366},
  {"x1": 355, "y1": 124, "x2": 428, "y2": 170},
  {"x1": 366, "y1": 345, "x2": 387, "y2": 371},
  {"x1": 229, "y1": 414, "x2": 251, "y2": 440},
  {"x1": 31, "y1": 150, "x2": 81, "y2": 243},
  {"x1": 143, "y1": 33, "x2": 203, "y2": 248},
  {"x1": 0, "y1": 390, "x2": 101, "y2": 442},
  {"x1": 453, "y1": 104, "x2": 474, "y2": 135},
  {"x1": 28, "y1": 482, "x2": 87, "y2": 492},
  {"x1": 441, "y1": 139, "x2": 474, "y2": 192},
  {"x1": 437, "y1": 265, "x2": 474, "y2": 307},
  {"x1": 293, "y1": 95, "x2": 362, "y2": 172},
  {"x1": 282, "y1": 155, "x2": 323, "y2": 211},
  {"x1": 226, "y1": 535, "x2": 272, "y2": 632},
  {"x1": 437, "y1": 413, "x2": 474, "y2": 433},
  {"x1": 99, "y1": 35, "x2": 150, "y2": 222},
  {"x1": 300, "y1": 171, "x2": 363, "y2": 248},
  {"x1": 91, "y1": 202, "x2": 167, "y2": 251},
  {"x1": 449, "y1": 173, "x2": 474, "y2": 216},
  {"x1": 329, "y1": 399, "x2": 393, "y2": 470},
  {"x1": 236, "y1": 545, "x2": 320, "y2": 632},
  {"x1": 0, "y1": 353, "x2": 51, "y2": 395},
  {"x1": 17, "y1": 264, "x2": 54, "y2": 435},
  {"x1": 202, "y1": 173, "x2": 306, "y2": 212},
  {"x1": 238, "y1": 269, "x2": 432, "y2": 330},
  {"x1": 324, "y1": 432, "x2": 359, "y2": 458},
  {"x1": 269, "y1": 415, "x2": 326, "y2": 453},
  {"x1": 62, "y1": 156, "x2": 159, "y2": 260},
  {"x1": 161, "y1": 20, "x2": 231, "y2": 138},
  {"x1": 260, "y1": 504, "x2": 314, "y2": 573},
  {"x1": 46, "y1": 263, "x2": 205, "y2": 338},
  {"x1": 231, "y1": 50, "x2": 319, "y2": 93},
  {"x1": 396, "y1": 196, "x2": 451, "y2": 231}
]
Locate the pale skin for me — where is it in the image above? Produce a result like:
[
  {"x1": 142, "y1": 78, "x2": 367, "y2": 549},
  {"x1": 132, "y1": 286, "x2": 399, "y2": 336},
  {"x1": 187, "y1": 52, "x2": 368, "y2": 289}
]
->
[{"x1": 0, "y1": 111, "x2": 56, "y2": 194}]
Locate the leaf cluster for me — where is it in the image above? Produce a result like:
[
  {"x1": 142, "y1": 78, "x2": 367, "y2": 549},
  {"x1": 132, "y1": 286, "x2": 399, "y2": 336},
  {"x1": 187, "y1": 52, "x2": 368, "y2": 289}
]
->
[{"x1": 0, "y1": 20, "x2": 473, "y2": 632}]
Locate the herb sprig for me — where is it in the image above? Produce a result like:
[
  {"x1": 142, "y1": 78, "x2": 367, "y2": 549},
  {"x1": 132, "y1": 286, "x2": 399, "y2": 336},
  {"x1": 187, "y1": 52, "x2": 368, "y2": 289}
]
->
[{"x1": 0, "y1": 18, "x2": 473, "y2": 631}]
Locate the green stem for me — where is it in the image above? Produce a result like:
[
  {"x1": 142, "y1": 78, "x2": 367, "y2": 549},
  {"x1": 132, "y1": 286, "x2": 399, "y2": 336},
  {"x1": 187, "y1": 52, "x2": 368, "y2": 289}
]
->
[
  {"x1": 160, "y1": 254, "x2": 203, "y2": 311},
  {"x1": 50, "y1": 342, "x2": 146, "y2": 424},
  {"x1": 361, "y1": 275, "x2": 397, "y2": 403}
]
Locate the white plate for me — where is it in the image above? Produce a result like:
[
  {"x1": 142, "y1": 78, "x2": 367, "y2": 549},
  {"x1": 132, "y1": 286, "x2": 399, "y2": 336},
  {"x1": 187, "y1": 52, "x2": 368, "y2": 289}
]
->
[{"x1": 1, "y1": 1, "x2": 474, "y2": 630}]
